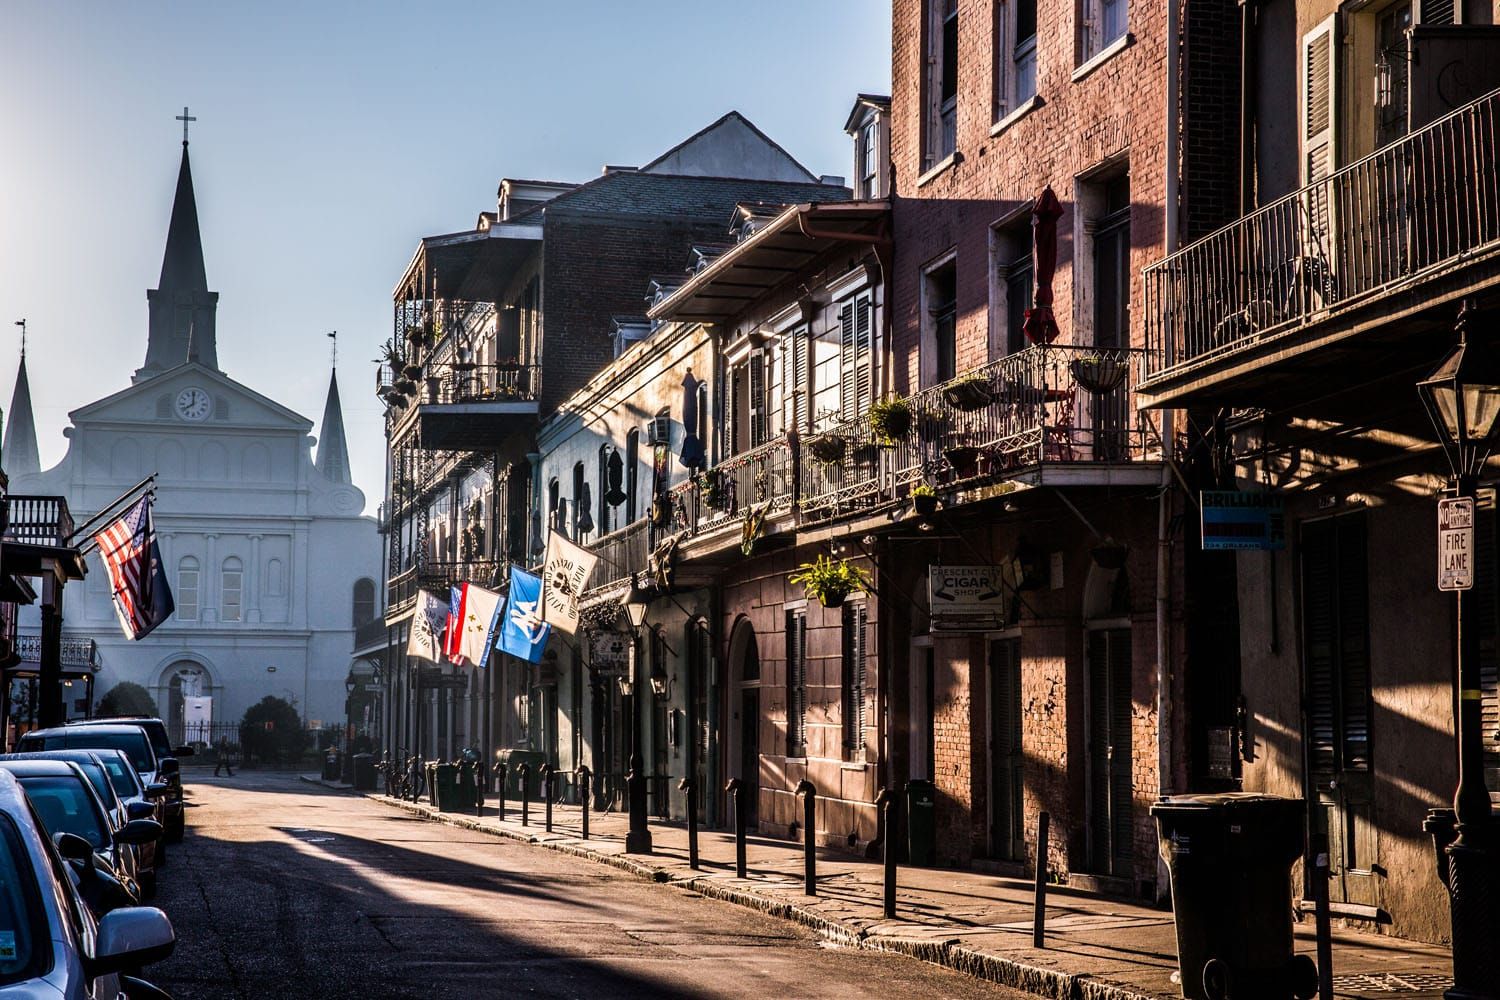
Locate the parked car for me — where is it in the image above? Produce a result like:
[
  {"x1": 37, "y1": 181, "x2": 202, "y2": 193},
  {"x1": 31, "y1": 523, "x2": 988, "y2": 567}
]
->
[
  {"x1": 84, "y1": 751, "x2": 165, "y2": 899},
  {"x1": 0, "y1": 760, "x2": 158, "y2": 917},
  {"x1": 16, "y1": 727, "x2": 178, "y2": 859},
  {"x1": 0, "y1": 768, "x2": 176, "y2": 998},
  {"x1": 62, "y1": 720, "x2": 189, "y2": 845},
  {"x1": 0, "y1": 753, "x2": 155, "y2": 903}
]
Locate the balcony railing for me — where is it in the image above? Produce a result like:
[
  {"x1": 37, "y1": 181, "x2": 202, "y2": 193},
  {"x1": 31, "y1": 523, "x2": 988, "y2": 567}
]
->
[
  {"x1": 586, "y1": 520, "x2": 650, "y2": 594},
  {"x1": 380, "y1": 360, "x2": 539, "y2": 420},
  {"x1": 667, "y1": 436, "x2": 796, "y2": 535},
  {"x1": 1144, "y1": 87, "x2": 1500, "y2": 379},
  {"x1": 3, "y1": 496, "x2": 75, "y2": 548},
  {"x1": 14, "y1": 632, "x2": 97, "y2": 668},
  {"x1": 386, "y1": 558, "x2": 505, "y2": 617}
]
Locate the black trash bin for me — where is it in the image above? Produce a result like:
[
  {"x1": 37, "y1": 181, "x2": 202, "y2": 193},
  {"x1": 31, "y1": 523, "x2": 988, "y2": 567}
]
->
[
  {"x1": 906, "y1": 779, "x2": 936, "y2": 866},
  {"x1": 1152, "y1": 793, "x2": 1317, "y2": 1000},
  {"x1": 352, "y1": 753, "x2": 376, "y2": 792}
]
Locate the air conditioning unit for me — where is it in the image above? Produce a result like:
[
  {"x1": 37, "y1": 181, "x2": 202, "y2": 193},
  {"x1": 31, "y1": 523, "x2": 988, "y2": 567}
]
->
[{"x1": 646, "y1": 415, "x2": 671, "y2": 446}]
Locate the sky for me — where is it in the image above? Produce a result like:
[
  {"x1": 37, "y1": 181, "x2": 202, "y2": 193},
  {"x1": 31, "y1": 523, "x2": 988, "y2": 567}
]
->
[{"x1": 0, "y1": 2, "x2": 892, "y2": 512}]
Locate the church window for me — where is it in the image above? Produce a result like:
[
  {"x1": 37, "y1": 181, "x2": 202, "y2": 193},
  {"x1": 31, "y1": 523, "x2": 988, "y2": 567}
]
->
[
  {"x1": 353, "y1": 578, "x2": 376, "y2": 626},
  {"x1": 221, "y1": 557, "x2": 243, "y2": 623},
  {"x1": 178, "y1": 558, "x2": 200, "y2": 621}
]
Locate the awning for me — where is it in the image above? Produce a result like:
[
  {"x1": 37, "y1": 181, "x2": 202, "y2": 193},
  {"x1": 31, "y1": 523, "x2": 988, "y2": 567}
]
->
[{"x1": 393, "y1": 222, "x2": 544, "y2": 303}]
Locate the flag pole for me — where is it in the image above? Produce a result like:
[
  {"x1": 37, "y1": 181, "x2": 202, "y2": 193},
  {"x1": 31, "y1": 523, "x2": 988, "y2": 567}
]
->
[{"x1": 69, "y1": 475, "x2": 157, "y2": 551}]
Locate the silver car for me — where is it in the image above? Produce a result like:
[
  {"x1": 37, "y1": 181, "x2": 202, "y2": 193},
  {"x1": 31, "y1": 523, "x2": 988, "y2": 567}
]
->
[{"x1": 0, "y1": 769, "x2": 175, "y2": 998}]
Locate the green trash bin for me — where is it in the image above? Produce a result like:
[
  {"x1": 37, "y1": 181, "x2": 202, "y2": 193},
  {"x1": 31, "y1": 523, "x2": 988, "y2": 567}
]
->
[
  {"x1": 1151, "y1": 793, "x2": 1317, "y2": 1000},
  {"x1": 906, "y1": 779, "x2": 936, "y2": 866},
  {"x1": 352, "y1": 753, "x2": 376, "y2": 792},
  {"x1": 496, "y1": 749, "x2": 547, "y2": 799},
  {"x1": 455, "y1": 759, "x2": 475, "y2": 810},
  {"x1": 432, "y1": 763, "x2": 461, "y2": 812}
]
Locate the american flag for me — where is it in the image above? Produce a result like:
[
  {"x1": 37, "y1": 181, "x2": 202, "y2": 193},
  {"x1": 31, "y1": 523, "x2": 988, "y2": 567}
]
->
[{"x1": 93, "y1": 495, "x2": 175, "y2": 640}]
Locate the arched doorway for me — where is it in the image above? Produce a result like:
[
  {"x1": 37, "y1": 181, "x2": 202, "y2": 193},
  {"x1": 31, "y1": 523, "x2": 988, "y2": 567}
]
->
[
  {"x1": 727, "y1": 617, "x2": 760, "y2": 827},
  {"x1": 165, "y1": 660, "x2": 212, "y2": 743}
]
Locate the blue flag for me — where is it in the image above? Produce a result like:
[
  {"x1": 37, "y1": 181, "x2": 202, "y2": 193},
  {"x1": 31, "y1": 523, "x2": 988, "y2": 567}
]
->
[{"x1": 498, "y1": 566, "x2": 551, "y2": 664}]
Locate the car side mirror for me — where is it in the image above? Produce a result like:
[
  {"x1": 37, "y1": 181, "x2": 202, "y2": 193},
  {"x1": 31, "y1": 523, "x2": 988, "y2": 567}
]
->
[
  {"x1": 126, "y1": 800, "x2": 156, "y2": 821},
  {"x1": 86, "y1": 907, "x2": 176, "y2": 978},
  {"x1": 53, "y1": 831, "x2": 93, "y2": 862},
  {"x1": 158, "y1": 759, "x2": 180, "y2": 776},
  {"x1": 144, "y1": 783, "x2": 170, "y2": 800},
  {"x1": 173, "y1": 745, "x2": 196, "y2": 758},
  {"x1": 114, "y1": 819, "x2": 163, "y2": 847}
]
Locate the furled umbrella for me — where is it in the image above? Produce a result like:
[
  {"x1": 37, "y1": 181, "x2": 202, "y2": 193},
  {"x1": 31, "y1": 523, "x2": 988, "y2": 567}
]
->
[
  {"x1": 679, "y1": 369, "x2": 705, "y2": 471},
  {"x1": 1022, "y1": 186, "x2": 1064, "y2": 345}
]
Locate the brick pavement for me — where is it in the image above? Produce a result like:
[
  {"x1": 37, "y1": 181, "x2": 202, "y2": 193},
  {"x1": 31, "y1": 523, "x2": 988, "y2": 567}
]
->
[{"x1": 300, "y1": 775, "x2": 1453, "y2": 1000}]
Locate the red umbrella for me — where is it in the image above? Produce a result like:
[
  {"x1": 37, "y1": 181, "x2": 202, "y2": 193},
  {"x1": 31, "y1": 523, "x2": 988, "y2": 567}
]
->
[{"x1": 1022, "y1": 186, "x2": 1064, "y2": 345}]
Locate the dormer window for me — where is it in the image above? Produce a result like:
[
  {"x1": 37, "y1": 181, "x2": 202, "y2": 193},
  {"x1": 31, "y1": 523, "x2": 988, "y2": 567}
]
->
[{"x1": 845, "y1": 97, "x2": 891, "y2": 199}]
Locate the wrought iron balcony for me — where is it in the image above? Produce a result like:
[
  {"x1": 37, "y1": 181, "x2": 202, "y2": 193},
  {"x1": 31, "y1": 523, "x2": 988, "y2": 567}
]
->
[
  {"x1": 381, "y1": 359, "x2": 541, "y2": 449},
  {"x1": 14, "y1": 631, "x2": 98, "y2": 669},
  {"x1": 3, "y1": 496, "x2": 75, "y2": 548},
  {"x1": 1141, "y1": 87, "x2": 1500, "y2": 405},
  {"x1": 584, "y1": 520, "x2": 650, "y2": 596}
]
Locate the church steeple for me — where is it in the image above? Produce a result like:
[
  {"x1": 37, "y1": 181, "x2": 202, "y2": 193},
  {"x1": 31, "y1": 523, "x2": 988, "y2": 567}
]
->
[
  {"x1": 137, "y1": 127, "x2": 219, "y2": 382},
  {"x1": 3, "y1": 351, "x2": 41, "y2": 478},
  {"x1": 315, "y1": 369, "x2": 351, "y2": 485}
]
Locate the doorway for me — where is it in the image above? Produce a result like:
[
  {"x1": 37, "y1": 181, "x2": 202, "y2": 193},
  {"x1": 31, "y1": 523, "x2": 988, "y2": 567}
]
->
[
  {"x1": 909, "y1": 639, "x2": 936, "y2": 780},
  {"x1": 730, "y1": 619, "x2": 761, "y2": 828},
  {"x1": 1085, "y1": 627, "x2": 1134, "y2": 876},
  {"x1": 987, "y1": 637, "x2": 1025, "y2": 860}
]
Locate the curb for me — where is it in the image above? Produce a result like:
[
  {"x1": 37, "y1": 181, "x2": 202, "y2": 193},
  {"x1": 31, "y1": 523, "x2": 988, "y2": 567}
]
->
[{"x1": 299, "y1": 776, "x2": 1157, "y2": 1000}]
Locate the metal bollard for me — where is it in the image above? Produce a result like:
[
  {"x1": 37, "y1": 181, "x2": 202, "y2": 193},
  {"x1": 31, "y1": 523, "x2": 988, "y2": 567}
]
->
[
  {"x1": 541, "y1": 764, "x2": 554, "y2": 833},
  {"x1": 495, "y1": 762, "x2": 507, "y2": 822},
  {"x1": 518, "y1": 763, "x2": 531, "y2": 826},
  {"x1": 725, "y1": 778, "x2": 747, "y2": 879},
  {"x1": 474, "y1": 760, "x2": 485, "y2": 819},
  {"x1": 795, "y1": 779, "x2": 816, "y2": 896},
  {"x1": 678, "y1": 776, "x2": 699, "y2": 870},
  {"x1": 576, "y1": 764, "x2": 591, "y2": 840},
  {"x1": 876, "y1": 788, "x2": 896, "y2": 918},
  {"x1": 1033, "y1": 810, "x2": 1050, "y2": 948}
]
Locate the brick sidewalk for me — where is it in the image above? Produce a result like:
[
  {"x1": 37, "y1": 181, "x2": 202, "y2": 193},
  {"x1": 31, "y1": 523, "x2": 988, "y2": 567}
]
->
[{"x1": 299, "y1": 776, "x2": 1453, "y2": 1000}]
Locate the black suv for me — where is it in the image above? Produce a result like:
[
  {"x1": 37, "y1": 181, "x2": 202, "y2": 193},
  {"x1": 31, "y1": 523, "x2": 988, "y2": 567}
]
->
[{"x1": 65, "y1": 717, "x2": 193, "y2": 842}]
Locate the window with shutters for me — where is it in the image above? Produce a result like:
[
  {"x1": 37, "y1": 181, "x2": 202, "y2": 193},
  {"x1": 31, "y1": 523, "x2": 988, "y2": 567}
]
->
[
  {"x1": 1086, "y1": 627, "x2": 1133, "y2": 875},
  {"x1": 990, "y1": 217, "x2": 1033, "y2": 358},
  {"x1": 994, "y1": 0, "x2": 1038, "y2": 121},
  {"x1": 1466, "y1": 493, "x2": 1500, "y2": 797},
  {"x1": 781, "y1": 327, "x2": 810, "y2": 434},
  {"x1": 1079, "y1": 0, "x2": 1127, "y2": 64},
  {"x1": 841, "y1": 602, "x2": 869, "y2": 760},
  {"x1": 923, "y1": 260, "x2": 958, "y2": 385},
  {"x1": 1300, "y1": 16, "x2": 1339, "y2": 187},
  {"x1": 923, "y1": 0, "x2": 959, "y2": 169},
  {"x1": 625, "y1": 430, "x2": 640, "y2": 523},
  {"x1": 786, "y1": 608, "x2": 808, "y2": 757},
  {"x1": 838, "y1": 295, "x2": 875, "y2": 423},
  {"x1": 1300, "y1": 514, "x2": 1373, "y2": 778}
]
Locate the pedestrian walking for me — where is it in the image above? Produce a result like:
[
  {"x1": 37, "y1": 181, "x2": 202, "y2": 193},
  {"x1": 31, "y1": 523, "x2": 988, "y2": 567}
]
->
[{"x1": 214, "y1": 737, "x2": 236, "y2": 777}]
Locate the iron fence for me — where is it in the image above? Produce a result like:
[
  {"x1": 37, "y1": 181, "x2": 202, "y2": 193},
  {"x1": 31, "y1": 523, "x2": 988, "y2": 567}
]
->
[{"x1": 1145, "y1": 86, "x2": 1500, "y2": 375}]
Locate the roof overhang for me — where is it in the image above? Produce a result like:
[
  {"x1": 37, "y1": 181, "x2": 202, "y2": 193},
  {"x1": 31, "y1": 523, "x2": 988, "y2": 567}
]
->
[
  {"x1": 647, "y1": 201, "x2": 890, "y2": 326},
  {"x1": 394, "y1": 222, "x2": 544, "y2": 303},
  {"x1": 0, "y1": 542, "x2": 86, "y2": 581}
]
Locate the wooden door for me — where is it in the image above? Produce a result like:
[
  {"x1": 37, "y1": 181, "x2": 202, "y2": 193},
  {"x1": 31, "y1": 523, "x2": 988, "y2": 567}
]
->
[
  {"x1": 1087, "y1": 628, "x2": 1134, "y2": 876},
  {"x1": 988, "y1": 638, "x2": 1025, "y2": 860}
]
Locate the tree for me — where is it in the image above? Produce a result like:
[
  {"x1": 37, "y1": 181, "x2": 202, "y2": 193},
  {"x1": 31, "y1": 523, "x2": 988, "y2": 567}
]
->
[
  {"x1": 238, "y1": 696, "x2": 308, "y2": 767},
  {"x1": 96, "y1": 681, "x2": 158, "y2": 718}
]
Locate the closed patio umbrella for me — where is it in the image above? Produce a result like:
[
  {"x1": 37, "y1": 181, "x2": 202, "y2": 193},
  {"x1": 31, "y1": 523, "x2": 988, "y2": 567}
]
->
[
  {"x1": 680, "y1": 369, "x2": 705, "y2": 470},
  {"x1": 1022, "y1": 186, "x2": 1064, "y2": 345}
]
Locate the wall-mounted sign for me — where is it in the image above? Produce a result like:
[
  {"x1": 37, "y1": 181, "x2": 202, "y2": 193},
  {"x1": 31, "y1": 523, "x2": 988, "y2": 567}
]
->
[
  {"x1": 1201, "y1": 491, "x2": 1286, "y2": 551},
  {"x1": 928, "y1": 565, "x2": 1008, "y2": 630},
  {"x1": 1438, "y1": 496, "x2": 1475, "y2": 591},
  {"x1": 589, "y1": 630, "x2": 631, "y2": 675}
]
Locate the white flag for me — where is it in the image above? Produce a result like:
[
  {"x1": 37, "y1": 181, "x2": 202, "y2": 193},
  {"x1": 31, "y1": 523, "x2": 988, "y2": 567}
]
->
[
  {"x1": 457, "y1": 584, "x2": 504, "y2": 668},
  {"x1": 541, "y1": 532, "x2": 598, "y2": 635},
  {"x1": 406, "y1": 590, "x2": 448, "y2": 662}
]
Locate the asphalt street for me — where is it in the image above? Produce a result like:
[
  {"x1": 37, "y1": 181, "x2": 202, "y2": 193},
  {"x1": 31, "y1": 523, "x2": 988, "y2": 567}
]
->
[{"x1": 149, "y1": 772, "x2": 1026, "y2": 999}]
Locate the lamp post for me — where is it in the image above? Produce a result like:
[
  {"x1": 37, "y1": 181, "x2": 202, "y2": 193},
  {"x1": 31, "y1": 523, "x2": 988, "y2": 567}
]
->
[
  {"x1": 620, "y1": 575, "x2": 653, "y2": 854},
  {"x1": 1415, "y1": 306, "x2": 1500, "y2": 1000}
]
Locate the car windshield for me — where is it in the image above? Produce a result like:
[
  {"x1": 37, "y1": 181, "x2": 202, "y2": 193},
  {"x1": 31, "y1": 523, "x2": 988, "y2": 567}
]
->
[
  {"x1": 74, "y1": 762, "x2": 113, "y2": 811},
  {"x1": 18, "y1": 777, "x2": 108, "y2": 849},
  {"x1": 63, "y1": 732, "x2": 152, "y2": 773},
  {"x1": 95, "y1": 754, "x2": 140, "y2": 798},
  {"x1": 0, "y1": 815, "x2": 47, "y2": 987}
]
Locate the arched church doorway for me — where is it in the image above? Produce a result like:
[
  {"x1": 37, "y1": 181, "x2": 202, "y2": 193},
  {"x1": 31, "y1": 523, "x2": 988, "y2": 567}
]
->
[
  {"x1": 727, "y1": 618, "x2": 760, "y2": 827},
  {"x1": 165, "y1": 661, "x2": 212, "y2": 743}
]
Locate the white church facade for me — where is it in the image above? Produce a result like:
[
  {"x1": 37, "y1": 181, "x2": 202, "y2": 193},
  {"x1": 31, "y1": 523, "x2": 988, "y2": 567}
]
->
[{"x1": 4, "y1": 137, "x2": 379, "y2": 738}]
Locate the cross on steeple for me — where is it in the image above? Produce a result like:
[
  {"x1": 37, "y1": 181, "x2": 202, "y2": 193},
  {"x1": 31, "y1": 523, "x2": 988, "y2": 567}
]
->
[
  {"x1": 328, "y1": 330, "x2": 338, "y2": 368},
  {"x1": 13, "y1": 319, "x2": 25, "y2": 357},
  {"x1": 176, "y1": 106, "x2": 196, "y2": 145}
]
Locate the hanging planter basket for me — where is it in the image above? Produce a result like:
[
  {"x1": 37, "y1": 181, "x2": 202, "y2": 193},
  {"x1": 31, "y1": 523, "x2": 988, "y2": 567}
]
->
[
  {"x1": 943, "y1": 377, "x2": 995, "y2": 412},
  {"x1": 912, "y1": 488, "x2": 939, "y2": 517},
  {"x1": 788, "y1": 554, "x2": 868, "y2": 609},
  {"x1": 1070, "y1": 356, "x2": 1128, "y2": 394},
  {"x1": 402, "y1": 364, "x2": 424, "y2": 380},
  {"x1": 393, "y1": 378, "x2": 418, "y2": 396},
  {"x1": 806, "y1": 433, "x2": 846, "y2": 465},
  {"x1": 944, "y1": 445, "x2": 981, "y2": 472},
  {"x1": 868, "y1": 397, "x2": 913, "y2": 446}
]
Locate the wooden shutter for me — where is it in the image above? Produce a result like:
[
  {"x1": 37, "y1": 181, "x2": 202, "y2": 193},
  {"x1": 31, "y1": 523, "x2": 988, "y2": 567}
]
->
[
  {"x1": 1301, "y1": 16, "x2": 1339, "y2": 187},
  {"x1": 1087, "y1": 628, "x2": 1133, "y2": 872},
  {"x1": 792, "y1": 328, "x2": 809, "y2": 431},
  {"x1": 1301, "y1": 513, "x2": 1373, "y2": 775},
  {"x1": 786, "y1": 609, "x2": 807, "y2": 756},
  {"x1": 839, "y1": 302, "x2": 858, "y2": 422},
  {"x1": 749, "y1": 352, "x2": 768, "y2": 446},
  {"x1": 842, "y1": 602, "x2": 868, "y2": 757},
  {"x1": 855, "y1": 296, "x2": 874, "y2": 420},
  {"x1": 1419, "y1": 0, "x2": 1455, "y2": 25}
]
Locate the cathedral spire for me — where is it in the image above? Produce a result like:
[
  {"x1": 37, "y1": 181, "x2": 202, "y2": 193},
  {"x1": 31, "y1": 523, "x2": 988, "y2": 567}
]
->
[
  {"x1": 137, "y1": 130, "x2": 219, "y2": 383},
  {"x1": 3, "y1": 351, "x2": 41, "y2": 478},
  {"x1": 315, "y1": 369, "x2": 351, "y2": 485}
]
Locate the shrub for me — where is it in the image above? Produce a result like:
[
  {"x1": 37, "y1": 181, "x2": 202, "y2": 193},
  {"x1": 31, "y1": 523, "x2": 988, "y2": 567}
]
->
[
  {"x1": 96, "y1": 682, "x2": 157, "y2": 718},
  {"x1": 238, "y1": 696, "x2": 309, "y2": 767}
]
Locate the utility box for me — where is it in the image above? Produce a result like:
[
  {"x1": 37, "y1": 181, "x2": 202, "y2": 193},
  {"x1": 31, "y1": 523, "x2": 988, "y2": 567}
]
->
[{"x1": 905, "y1": 779, "x2": 936, "y2": 867}]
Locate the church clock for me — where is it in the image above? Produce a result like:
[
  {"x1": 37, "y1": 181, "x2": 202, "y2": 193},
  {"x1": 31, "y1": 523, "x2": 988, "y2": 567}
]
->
[{"x1": 175, "y1": 386, "x2": 212, "y2": 421}]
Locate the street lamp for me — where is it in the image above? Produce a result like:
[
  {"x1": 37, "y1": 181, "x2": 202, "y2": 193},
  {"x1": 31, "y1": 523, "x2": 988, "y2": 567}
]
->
[
  {"x1": 1415, "y1": 306, "x2": 1500, "y2": 999},
  {"x1": 619, "y1": 574, "x2": 653, "y2": 854}
]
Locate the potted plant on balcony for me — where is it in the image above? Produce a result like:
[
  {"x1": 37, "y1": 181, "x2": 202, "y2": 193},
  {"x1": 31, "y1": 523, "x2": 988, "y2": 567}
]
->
[
  {"x1": 943, "y1": 374, "x2": 995, "y2": 412},
  {"x1": 788, "y1": 554, "x2": 870, "y2": 609},
  {"x1": 806, "y1": 432, "x2": 846, "y2": 465},
  {"x1": 944, "y1": 444, "x2": 981, "y2": 475},
  {"x1": 402, "y1": 362, "x2": 424, "y2": 380},
  {"x1": 911, "y1": 483, "x2": 939, "y2": 517},
  {"x1": 393, "y1": 378, "x2": 418, "y2": 397},
  {"x1": 696, "y1": 469, "x2": 728, "y2": 510},
  {"x1": 1069, "y1": 353, "x2": 1129, "y2": 394},
  {"x1": 868, "y1": 396, "x2": 913, "y2": 446}
]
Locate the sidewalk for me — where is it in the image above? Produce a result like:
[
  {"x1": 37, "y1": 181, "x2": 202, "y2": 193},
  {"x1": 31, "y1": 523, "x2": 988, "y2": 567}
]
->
[{"x1": 299, "y1": 775, "x2": 1453, "y2": 1000}]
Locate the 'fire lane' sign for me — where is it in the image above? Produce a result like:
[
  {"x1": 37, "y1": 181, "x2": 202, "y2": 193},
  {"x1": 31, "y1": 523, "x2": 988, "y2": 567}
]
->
[{"x1": 1439, "y1": 496, "x2": 1475, "y2": 591}]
